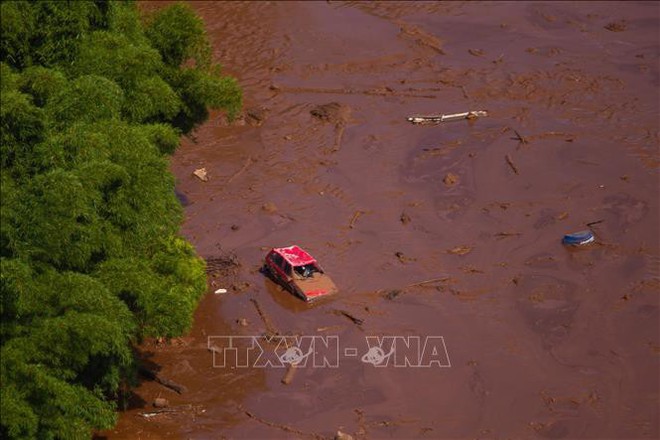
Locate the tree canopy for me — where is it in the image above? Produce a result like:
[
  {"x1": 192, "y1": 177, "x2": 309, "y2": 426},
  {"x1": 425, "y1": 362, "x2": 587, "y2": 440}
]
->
[{"x1": 0, "y1": 1, "x2": 241, "y2": 438}]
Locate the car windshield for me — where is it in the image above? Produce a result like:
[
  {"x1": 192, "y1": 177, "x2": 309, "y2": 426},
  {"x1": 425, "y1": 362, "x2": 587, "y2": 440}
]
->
[{"x1": 294, "y1": 264, "x2": 319, "y2": 279}]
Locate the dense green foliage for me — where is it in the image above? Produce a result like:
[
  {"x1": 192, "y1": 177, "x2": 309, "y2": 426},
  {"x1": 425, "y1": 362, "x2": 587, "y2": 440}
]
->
[{"x1": 0, "y1": 1, "x2": 241, "y2": 438}]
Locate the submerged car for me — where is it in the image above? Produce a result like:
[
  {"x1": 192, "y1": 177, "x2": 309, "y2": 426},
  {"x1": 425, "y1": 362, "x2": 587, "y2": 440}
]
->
[{"x1": 263, "y1": 245, "x2": 338, "y2": 301}]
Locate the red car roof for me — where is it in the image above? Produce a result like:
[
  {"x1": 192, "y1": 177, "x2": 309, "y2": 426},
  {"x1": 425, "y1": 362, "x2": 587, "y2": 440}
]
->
[{"x1": 273, "y1": 245, "x2": 316, "y2": 266}]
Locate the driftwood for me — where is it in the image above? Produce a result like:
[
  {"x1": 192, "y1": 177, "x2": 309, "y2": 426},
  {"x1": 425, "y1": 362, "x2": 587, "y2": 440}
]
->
[
  {"x1": 244, "y1": 409, "x2": 324, "y2": 440},
  {"x1": 250, "y1": 298, "x2": 279, "y2": 336},
  {"x1": 333, "y1": 123, "x2": 346, "y2": 151},
  {"x1": 333, "y1": 309, "x2": 364, "y2": 326},
  {"x1": 140, "y1": 408, "x2": 181, "y2": 418},
  {"x1": 227, "y1": 156, "x2": 254, "y2": 184},
  {"x1": 407, "y1": 110, "x2": 488, "y2": 125},
  {"x1": 310, "y1": 103, "x2": 351, "y2": 152},
  {"x1": 139, "y1": 404, "x2": 201, "y2": 418},
  {"x1": 505, "y1": 154, "x2": 519, "y2": 174},
  {"x1": 355, "y1": 408, "x2": 368, "y2": 438},
  {"x1": 494, "y1": 231, "x2": 521, "y2": 239},
  {"x1": 281, "y1": 364, "x2": 297, "y2": 385},
  {"x1": 349, "y1": 210, "x2": 364, "y2": 229},
  {"x1": 138, "y1": 367, "x2": 188, "y2": 394},
  {"x1": 405, "y1": 276, "x2": 451, "y2": 288},
  {"x1": 384, "y1": 290, "x2": 402, "y2": 300},
  {"x1": 447, "y1": 245, "x2": 472, "y2": 255},
  {"x1": 316, "y1": 325, "x2": 343, "y2": 332},
  {"x1": 511, "y1": 129, "x2": 529, "y2": 145},
  {"x1": 381, "y1": 276, "x2": 452, "y2": 299}
]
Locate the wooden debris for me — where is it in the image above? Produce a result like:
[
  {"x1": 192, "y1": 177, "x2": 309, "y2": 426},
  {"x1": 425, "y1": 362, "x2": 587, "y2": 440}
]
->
[
  {"x1": 310, "y1": 103, "x2": 352, "y2": 152},
  {"x1": 494, "y1": 231, "x2": 521, "y2": 239},
  {"x1": 399, "y1": 23, "x2": 445, "y2": 54},
  {"x1": 138, "y1": 367, "x2": 188, "y2": 394},
  {"x1": 384, "y1": 290, "x2": 402, "y2": 300},
  {"x1": 139, "y1": 404, "x2": 200, "y2": 418},
  {"x1": 250, "y1": 298, "x2": 279, "y2": 336},
  {"x1": 461, "y1": 265, "x2": 484, "y2": 274},
  {"x1": 244, "y1": 409, "x2": 325, "y2": 440},
  {"x1": 511, "y1": 129, "x2": 529, "y2": 145},
  {"x1": 316, "y1": 325, "x2": 342, "y2": 333},
  {"x1": 443, "y1": 172, "x2": 459, "y2": 186},
  {"x1": 505, "y1": 154, "x2": 519, "y2": 174},
  {"x1": 447, "y1": 245, "x2": 472, "y2": 255},
  {"x1": 262, "y1": 202, "x2": 278, "y2": 214},
  {"x1": 334, "y1": 309, "x2": 364, "y2": 326},
  {"x1": 281, "y1": 364, "x2": 297, "y2": 385},
  {"x1": 333, "y1": 123, "x2": 346, "y2": 151},
  {"x1": 405, "y1": 276, "x2": 451, "y2": 288},
  {"x1": 407, "y1": 110, "x2": 488, "y2": 125},
  {"x1": 335, "y1": 431, "x2": 355, "y2": 440},
  {"x1": 349, "y1": 210, "x2": 364, "y2": 229},
  {"x1": 192, "y1": 168, "x2": 208, "y2": 182},
  {"x1": 534, "y1": 131, "x2": 575, "y2": 142},
  {"x1": 395, "y1": 251, "x2": 415, "y2": 263},
  {"x1": 586, "y1": 219, "x2": 604, "y2": 227},
  {"x1": 227, "y1": 156, "x2": 254, "y2": 184},
  {"x1": 354, "y1": 408, "x2": 368, "y2": 437},
  {"x1": 605, "y1": 21, "x2": 627, "y2": 32}
]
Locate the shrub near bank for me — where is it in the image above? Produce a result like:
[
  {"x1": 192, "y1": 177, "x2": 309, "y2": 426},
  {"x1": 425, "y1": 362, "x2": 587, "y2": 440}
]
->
[{"x1": 0, "y1": 2, "x2": 241, "y2": 438}]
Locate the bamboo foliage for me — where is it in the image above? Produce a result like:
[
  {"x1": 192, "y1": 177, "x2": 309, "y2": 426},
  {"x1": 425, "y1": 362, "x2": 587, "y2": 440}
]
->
[{"x1": 0, "y1": 2, "x2": 241, "y2": 438}]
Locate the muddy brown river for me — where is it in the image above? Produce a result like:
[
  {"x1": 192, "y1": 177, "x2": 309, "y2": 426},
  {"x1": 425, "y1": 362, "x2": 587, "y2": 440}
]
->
[{"x1": 101, "y1": 2, "x2": 659, "y2": 439}]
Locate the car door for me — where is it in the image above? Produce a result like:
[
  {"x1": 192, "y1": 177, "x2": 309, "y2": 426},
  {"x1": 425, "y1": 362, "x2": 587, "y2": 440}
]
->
[
  {"x1": 268, "y1": 252, "x2": 287, "y2": 283},
  {"x1": 282, "y1": 261, "x2": 293, "y2": 282}
]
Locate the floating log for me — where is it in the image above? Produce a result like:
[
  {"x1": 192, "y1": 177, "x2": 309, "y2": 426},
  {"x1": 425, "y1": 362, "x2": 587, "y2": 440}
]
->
[{"x1": 138, "y1": 367, "x2": 188, "y2": 394}]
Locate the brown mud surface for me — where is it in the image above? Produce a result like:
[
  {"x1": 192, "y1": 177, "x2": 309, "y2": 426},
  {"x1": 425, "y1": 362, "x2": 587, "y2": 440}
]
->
[{"x1": 103, "y1": 2, "x2": 658, "y2": 439}]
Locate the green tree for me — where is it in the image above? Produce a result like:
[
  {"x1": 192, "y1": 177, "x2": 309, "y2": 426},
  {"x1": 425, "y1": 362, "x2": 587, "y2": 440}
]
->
[
  {"x1": 46, "y1": 75, "x2": 124, "y2": 129},
  {"x1": 0, "y1": 88, "x2": 46, "y2": 173},
  {"x1": 144, "y1": 2, "x2": 211, "y2": 68},
  {"x1": 71, "y1": 31, "x2": 181, "y2": 123},
  {"x1": 0, "y1": 1, "x2": 241, "y2": 438},
  {"x1": 168, "y1": 65, "x2": 242, "y2": 132},
  {"x1": 0, "y1": 1, "x2": 108, "y2": 69},
  {"x1": 17, "y1": 66, "x2": 67, "y2": 107},
  {"x1": 144, "y1": 2, "x2": 242, "y2": 131}
]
